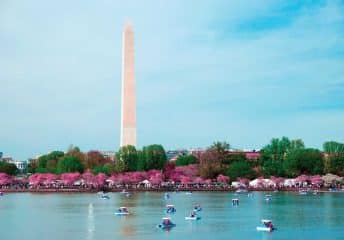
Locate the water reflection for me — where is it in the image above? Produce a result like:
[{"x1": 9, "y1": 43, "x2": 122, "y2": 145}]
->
[
  {"x1": 87, "y1": 203, "x2": 94, "y2": 240},
  {"x1": 0, "y1": 192, "x2": 343, "y2": 240}
]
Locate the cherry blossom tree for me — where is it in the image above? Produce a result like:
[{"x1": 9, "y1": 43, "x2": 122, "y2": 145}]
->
[
  {"x1": 60, "y1": 172, "x2": 80, "y2": 186},
  {"x1": 94, "y1": 173, "x2": 107, "y2": 188},
  {"x1": 28, "y1": 173, "x2": 45, "y2": 186},
  {"x1": 256, "y1": 177, "x2": 265, "y2": 188},
  {"x1": 270, "y1": 176, "x2": 285, "y2": 188},
  {"x1": 82, "y1": 170, "x2": 95, "y2": 186},
  {"x1": 295, "y1": 174, "x2": 310, "y2": 185},
  {"x1": 180, "y1": 176, "x2": 192, "y2": 185},
  {"x1": 310, "y1": 175, "x2": 323, "y2": 187},
  {"x1": 193, "y1": 177, "x2": 205, "y2": 184},
  {"x1": 237, "y1": 177, "x2": 249, "y2": 188},
  {"x1": 149, "y1": 172, "x2": 164, "y2": 185},
  {"x1": 204, "y1": 179, "x2": 212, "y2": 185},
  {"x1": 216, "y1": 174, "x2": 229, "y2": 184},
  {"x1": 0, "y1": 173, "x2": 12, "y2": 186}
]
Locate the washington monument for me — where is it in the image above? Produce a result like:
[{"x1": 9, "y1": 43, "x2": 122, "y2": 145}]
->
[{"x1": 120, "y1": 22, "x2": 136, "y2": 147}]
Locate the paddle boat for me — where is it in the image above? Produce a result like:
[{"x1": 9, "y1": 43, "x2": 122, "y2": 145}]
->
[
  {"x1": 99, "y1": 194, "x2": 110, "y2": 199},
  {"x1": 193, "y1": 204, "x2": 202, "y2": 212},
  {"x1": 115, "y1": 207, "x2": 130, "y2": 216},
  {"x1": 185, "y1": 191, "x2": 192, "y2": 195},
  {"x1": 235, "y1": 188, "x2": 248, "y2": 194},
  {"x1": 120, "y1": 189, "x2": 129, "y2": 194},
  {"x1": 256, "y1": 219, "x2": 276, "y2": 232},
  {"x1": 299, "y1": 190, "x2": 308, "y2": 195},
  {"x1": 166, "y1": 204, "x2": 177, "y2": 214},
  {"x1": 125, "y1": 192, "x2": 132, "y2": 198},
  {"x1": 157, "y1": 217, "x2": 176, "y2": 229},
  {"x1": 185, "y1": 210, "x2": 201, "y2": 220},
  {"x1": 232, "y1": 198, "x2": 239, "y2": 206},
  {"x1": 265, "y1": 195, "x2": 272, "y2": 201}
]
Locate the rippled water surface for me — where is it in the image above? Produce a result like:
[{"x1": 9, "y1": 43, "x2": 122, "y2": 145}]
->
[{"x1": 1, "y1": 192, "x2": 343, "y2": 240}]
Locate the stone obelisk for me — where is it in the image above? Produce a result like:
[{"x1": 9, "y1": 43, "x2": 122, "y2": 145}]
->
[{"x1": 120, "y1": 22, "x2": 136, "y2": 147}]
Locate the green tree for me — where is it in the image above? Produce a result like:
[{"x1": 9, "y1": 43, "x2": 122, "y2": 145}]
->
[
  {"x1": 92, "y1": 163, "x2": 113, "y2": 175},
  {"x1": 328, "y1": 154, "x2": 344, "y2": 175},
  {"x1": 136, "y1": 150, "x2": 147, "y2": 171},
  {"x1": 259, "y1": 137, "x2": 305, "y2": 177},
  {"x1": 116, "y1": 145, "x2": 138, "y2": 171},
  {"x1": 113, "y1": 159, "x2": 126, "y2": 173},
  {"x1": 0, "y1": 162, "x2": 18, "y2": 175},
  {"x1": 143, "y1": 144, "x2": 167, "y2": 170},
  {"x1": 35, "y1": 151, "x2": 64, "y2": 173},
  {"x1": 36, "y1": 155, "x2": 48, "y2": 172},
  {"x1": 323, "y1": 141, "x2": 344, "y2": 154},
  {"x1": 261, "y1": 137, "x2": 291, "y2": 161},
  {"x1": 284, "y1": 148, "x2": 324, "y2": 177},
  {"x1": 290, "y1": 139, "x2": 305, "y2": 151},
  {"x1": 57, "y1": 156, "x2": 84, "y2": 173},
  {"x1": 175, "y1": 155, "x2": 198, "y2": 166},
  {"x1": 261, "y1": 159, "x2": 285, "y2": 177},
  {"x1": 66, "y1": 146, "x2": 86, "y2": 167},
  {"x1": 226, "y1": 160, "x2": 255, "y2": 180}
]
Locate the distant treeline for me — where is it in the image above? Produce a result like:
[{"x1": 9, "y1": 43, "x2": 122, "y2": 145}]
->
[{"x1": 1, "y1": 138, "x2": 344, "y2": 179}]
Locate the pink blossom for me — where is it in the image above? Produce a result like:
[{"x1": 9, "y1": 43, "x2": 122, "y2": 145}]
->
[
  {"x1": 237, "y1": 177, "x2": 249, "y2": 187},
  {"x1": 310, "y1": 175, "x2": 323, "y2": 186},
  {"x1": 204, "y1": 179, "x2": 212, "y2": 184},
  {"x1": 295, "y1": 174, "x2": 310, "y2": 184},
  {"x1": 180, "y1": 176, "x2": 192, "y2": 185},
  {"x1": 28, "y1": 174, "x2": 44, "y2": 186},
  {"x1": 94, "y1": 173, "x2": 107, "y2": 187},
  {"x1": 0, "y1": 173, "x2": 12, "y2": 185},
  {"x1": 193, "y1": 177, "x2": 205, "y2": 184},
  {"x1": 270, "y1": 176, "x2": 285, "y2": 187},
  {"x1": 82, "y1": 170, "x2": 95, "y2": 185},
  {"x1": 216, "y1": 174, "x2": 229, "y2": 184},
  {"x1": 149, "y1": 172, "x2": 164, "y2": 185},
  {"x1": 256, "y1": 177, "x2": 265, "y2": 188},
  {"x1": 60, "y1": 172, "x2": 80, "y2": 186}
]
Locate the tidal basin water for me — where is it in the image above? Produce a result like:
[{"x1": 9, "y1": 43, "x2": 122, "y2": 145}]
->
[{"x1": 1, "y1": 192, "x2": 343, "y2": 240}]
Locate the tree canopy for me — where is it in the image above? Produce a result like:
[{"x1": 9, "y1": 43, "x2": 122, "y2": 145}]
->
[
  {"x1": 142, "y1": 144, "x2": 167, "y2": 170},
  {"x1": 284, "y1": 148, "x2": 323, "y2": 177},
  {"x1": 57, "y1": 156, "x2": 84, "y2": 174},
  {"x1": 0, "y1": 161, "x2": 18, "y2": 175},
  {"x1": 226, "y1": 160, "x2": 255, "y2": 180},
  {"x1": 175, "y1": 155, "x2": 198, "y2": 166},
  {"x1": 116, "y1": 145, "x2": 138, "y2": 172}
]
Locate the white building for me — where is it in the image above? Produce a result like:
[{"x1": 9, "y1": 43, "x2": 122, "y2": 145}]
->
[{"x1": 0, "y1": 155, "x2": 27, "y2": 173}]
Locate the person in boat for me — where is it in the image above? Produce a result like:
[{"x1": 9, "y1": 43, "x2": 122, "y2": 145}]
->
[
  {"x1": 167, "y1": 205, "x2": 175, "y2": 212},
  {"x1": 163, "y1": 218, "x2": 171, "y2": 225},
  {"x1": 264, "y1": 221, "x2": 274, "y2": 231},
  {"x1": 190, "y1": 211, "x2": 196, "y2": 217},
  {"x1": 194, "y1": 204, "x2": 201, "y2": 210}
]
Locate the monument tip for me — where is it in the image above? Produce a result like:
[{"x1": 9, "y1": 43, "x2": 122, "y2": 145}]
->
[{"x1": 124, "y1": 21, "x2": 133, "y2": 31}]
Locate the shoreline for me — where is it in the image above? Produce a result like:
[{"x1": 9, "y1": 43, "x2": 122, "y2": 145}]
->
[{"x1": 1, "y1": 188, "x2": 341, "y2": 194}]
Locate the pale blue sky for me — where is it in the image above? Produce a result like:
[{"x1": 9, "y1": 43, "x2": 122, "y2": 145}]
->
[{"x1": 1, "y1": 0, "x2": 344, "y2": 160}]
